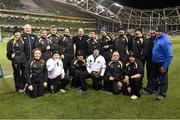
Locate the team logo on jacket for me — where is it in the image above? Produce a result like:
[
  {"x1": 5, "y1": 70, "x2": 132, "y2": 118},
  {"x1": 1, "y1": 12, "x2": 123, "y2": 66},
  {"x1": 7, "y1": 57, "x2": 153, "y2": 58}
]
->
[{"x1": 31, "y1": 36, "x2": 34, "y2": 40}]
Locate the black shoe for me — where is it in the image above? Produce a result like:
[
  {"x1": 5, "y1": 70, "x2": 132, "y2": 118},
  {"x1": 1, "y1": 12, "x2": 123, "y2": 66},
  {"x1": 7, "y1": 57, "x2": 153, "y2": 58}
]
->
[{"x1": 143, "y1": 89, "x2": 152, "y2": 95}]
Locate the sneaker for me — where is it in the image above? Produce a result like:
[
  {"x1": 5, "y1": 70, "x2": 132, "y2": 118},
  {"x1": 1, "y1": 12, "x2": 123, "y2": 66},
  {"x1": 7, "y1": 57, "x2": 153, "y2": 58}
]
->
[
  {"x1": 18, "y1": 89, "x2": 24, "y2": 94},
  {"x1": 130, "y1": 95, "x2": 138, "y2": 100},
  {"x1": 156, "y1": 95, "x2": 164, "y2": 101},
  {"x1": 60, "y1": 89, "x2": 66, "y2": 93}
]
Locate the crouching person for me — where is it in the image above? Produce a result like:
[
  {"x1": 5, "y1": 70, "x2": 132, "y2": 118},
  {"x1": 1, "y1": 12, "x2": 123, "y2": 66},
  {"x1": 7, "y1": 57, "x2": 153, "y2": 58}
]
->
[
  {"x1": 104, "y1": 51, "x2": 125, "y2": 94},
  {"x1": 124, "y1": 52, "x2": 144, "y2": 100},
  {"x1": 46, "y1": 51, "x2": 69, "y2": 93},
  {"x1": 86, "y1": 46, "x2": 106, "y2": 91},
  {"x1": 26, "y1": 48, "x2": 48, "y2": 98},
  {"x1": 71, "y1": 50, "x2": 89, "y2": 92}
]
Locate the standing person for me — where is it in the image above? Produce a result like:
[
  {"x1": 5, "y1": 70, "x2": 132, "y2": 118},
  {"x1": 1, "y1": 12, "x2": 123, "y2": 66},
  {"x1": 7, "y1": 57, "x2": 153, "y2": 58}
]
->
[
  {"x1": 73, "y1": 28, "x2": 89, "y2": 57},
  {"x1": 71, "y1": 50, "x2": 89, "y2": 92},
  {"x1": 144, "y1": 28, "x2": 158, "y2": 94},
  {"x1": 99, "y1": 29, "x2": 113, "y2": 63},
  {"x1": 38, "y1": 29, "x2": 52, "y2": 62},
  {"x1": 22, "y1": 24, "x2": 39, "y2": 61},
  {"x1": 104, "y1": 51, "x2": 126, "y2": 94},
  {"x1": 26, "y1": 48, "x2": 48, "y2": 98},
  {"x1": 131, "y1": 28, "x2": 147, "y2": 66},
  {"x1": 131, "y1": 28, "x2": 148, "y2": 88},
  {"x1": 6, "y1": 28, "x2": 27, "y2": 93},
  {"x1": 61, "y1": 28, "x2": 74, "y2": 74},
  {"x1": 86, "y1": 46, "x2": 106, "y2": 90},
  {"x1": 87, "y1": 31, "x2": 100, "y2": 56},
  {"x1": 124, "y1": 52, "x2": 144, "y2": 100},
  {"x1": 151, "y1": 26, "x2": 173, "y2": 101},
  {"x1": 46, "y1": 51, "x2": 69, "y2": 93},
  {"x1": 114, "y1": 28, "x2": 130, "y2": 64},
  {"x1": 47, "y1": 25, "x2": 62, "y2": 53}
]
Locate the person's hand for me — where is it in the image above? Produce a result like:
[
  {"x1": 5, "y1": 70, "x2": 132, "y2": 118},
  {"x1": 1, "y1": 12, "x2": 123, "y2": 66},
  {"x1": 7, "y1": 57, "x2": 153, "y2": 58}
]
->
[
  {"x1": 123, "y1": 76, "x2": 129, "y2": 85},
  {"x1": 109, "y1": 76, "x2": 114, "y2": 81},
  {"x1": 43, "y1": 82, "x2": 47, "y2": 87},
  {"x1": 46, "y1": 45, "x2": 50, "y2": 50},
  {"x1": 12, "y1": 53, "x2": 15, "y2": 58},
  {"x1": 61, "y1": 54, "x2": 64, "y2": 59},
  {"x1": 28, "y1": 85, "x2": 33, "y2": 91},
  {"x1": 159, "y1": 67, "x2": 166, "y2": 73}
]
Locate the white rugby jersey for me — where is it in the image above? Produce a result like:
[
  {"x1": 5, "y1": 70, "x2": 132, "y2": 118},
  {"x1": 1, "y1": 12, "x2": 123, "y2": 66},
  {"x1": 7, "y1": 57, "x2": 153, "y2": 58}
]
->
[{"x1": 86, "y1": 55, "x2": 106, "y2": 76}]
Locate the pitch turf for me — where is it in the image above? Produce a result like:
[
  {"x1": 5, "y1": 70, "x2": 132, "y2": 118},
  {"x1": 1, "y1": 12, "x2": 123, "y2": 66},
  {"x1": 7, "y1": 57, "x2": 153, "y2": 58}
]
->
[{"x1": 0, "y1": 37, "x2": 180, "y2": 119}]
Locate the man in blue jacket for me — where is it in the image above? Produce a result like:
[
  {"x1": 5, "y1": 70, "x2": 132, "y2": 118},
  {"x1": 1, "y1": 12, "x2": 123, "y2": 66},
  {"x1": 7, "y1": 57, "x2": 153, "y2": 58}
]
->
[{"x1": 152, "y1": 25, "x2": 173, "y2": 101}]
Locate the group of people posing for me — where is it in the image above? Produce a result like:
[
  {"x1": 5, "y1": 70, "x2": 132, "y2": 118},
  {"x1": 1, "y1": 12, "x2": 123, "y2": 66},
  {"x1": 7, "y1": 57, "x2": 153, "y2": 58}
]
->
[{"x1": 6, "y1": 24, "x2": 173, "y2": 100}]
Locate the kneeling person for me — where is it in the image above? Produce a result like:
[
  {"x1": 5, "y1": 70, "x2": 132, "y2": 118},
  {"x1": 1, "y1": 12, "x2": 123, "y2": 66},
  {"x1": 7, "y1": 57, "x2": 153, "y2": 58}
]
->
[
  {"x1": 124, "y1": 52, "x2": 144, "y2": 100},
  {"x1": 71, "y1": 50, "x2": 89, "y2": 91},
  {"x1": 26, "y1": 48, "x2": 48, "y2": 98},
  {"x1": 46, "y1": 51, "x2": 69, "y2": 93},
  {"x1": 86, "y1": 47, "x2": 106, "y2": 90},
  {"x1": 104, "y1": 51, "x2": 125, "y2": 94}
]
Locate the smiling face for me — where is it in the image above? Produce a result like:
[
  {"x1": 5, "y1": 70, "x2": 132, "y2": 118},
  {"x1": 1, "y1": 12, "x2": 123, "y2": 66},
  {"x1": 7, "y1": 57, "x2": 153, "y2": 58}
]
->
[
  {"x1": 53, "y1": 53, "x2": 60, "y2": 60},
  {"x1": 14, "y1": 32, "x2": 21, "y2": 40},
  {"x1": 33, "y1": 50, "x2": 41, "y2": 60},
  {"x1": 24, "y1": 24, "x2": 32, "y2": 34},
  {"x1": 156, "y1": 31, "x2": 163, "y2": 37}
]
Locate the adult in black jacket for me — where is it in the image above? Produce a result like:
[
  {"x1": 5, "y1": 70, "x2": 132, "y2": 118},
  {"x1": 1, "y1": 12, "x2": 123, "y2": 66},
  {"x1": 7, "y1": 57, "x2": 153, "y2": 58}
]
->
[
  {"x1": 131, "y1": 28, "x2": 148, "y2": 66},
  {"x1": 38, "y1": 29, "x2": 52, "y2": 62},
  {"x1": 124, "y1": 53, "x2": 144, "y2": 100},
  {"x1": 144, "y1": 28, "x2": 159, "y2": 94},
  {"x1": 21, "y1": 24, "x2": 39, "y2": 61},
  {"x1": 99, "y1": 30, "x2": 113, "y2": 63},
  {"x1": 61, "y1": 28, "x2": 74, "y2": 74},
  {"x1": 73, "y1": 28, "x2": 89, "y2": 57},
  {"x1": 6, "y1": 29, "x2": 27, "y2": 93},
  {"x1": 26, "y1": 48, "x2": 48, "y2": 98},
  {"x1": 104, "y1": 51, "x2": 126, "y2": 94},
  {"x1": 87, "y1": 31, "x2": 100, "y2": 56},
  {"x1": 47, "y1": 25, "x2": 62, "y2": 53},
  {"x1": 114, "y1": 28, "x2": 130, "y2": 64},
  {"x1": 71, "y1": 50, "x2": 89, "y2": 91}
]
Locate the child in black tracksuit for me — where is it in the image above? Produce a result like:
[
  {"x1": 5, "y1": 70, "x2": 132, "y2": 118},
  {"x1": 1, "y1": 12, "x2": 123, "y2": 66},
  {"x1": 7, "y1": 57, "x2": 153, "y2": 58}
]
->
[{"x1": 26, "y1": 48, "x2": 48, "y2": 98}]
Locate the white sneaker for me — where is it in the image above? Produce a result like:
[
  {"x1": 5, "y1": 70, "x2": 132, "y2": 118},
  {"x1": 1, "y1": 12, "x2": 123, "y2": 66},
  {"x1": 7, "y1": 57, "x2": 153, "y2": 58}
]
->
[
  {"x1": 130, "y1": 95, "x2": 138, "y2": 100},
  {"x1": 60, "y1": 89, "x2": 66, "y2": 93}
]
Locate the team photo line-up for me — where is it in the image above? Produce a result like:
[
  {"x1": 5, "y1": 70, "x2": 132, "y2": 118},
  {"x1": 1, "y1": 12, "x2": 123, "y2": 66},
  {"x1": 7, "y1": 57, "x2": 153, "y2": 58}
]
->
[{"x1": 6, "y1": 24, "x2": 173, "y2": 100}]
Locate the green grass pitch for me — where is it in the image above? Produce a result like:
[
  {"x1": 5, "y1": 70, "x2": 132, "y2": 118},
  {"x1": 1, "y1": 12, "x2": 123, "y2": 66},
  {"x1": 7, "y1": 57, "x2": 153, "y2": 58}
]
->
[{"x1": 0, "y1": 37, "x2": 180, "y2": 119}]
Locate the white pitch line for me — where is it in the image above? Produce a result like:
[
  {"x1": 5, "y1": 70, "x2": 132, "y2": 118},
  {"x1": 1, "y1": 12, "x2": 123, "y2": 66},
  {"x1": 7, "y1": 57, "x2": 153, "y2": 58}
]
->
[{"x1": 3, "y1": 75, "x2": 13, "y2": 79}]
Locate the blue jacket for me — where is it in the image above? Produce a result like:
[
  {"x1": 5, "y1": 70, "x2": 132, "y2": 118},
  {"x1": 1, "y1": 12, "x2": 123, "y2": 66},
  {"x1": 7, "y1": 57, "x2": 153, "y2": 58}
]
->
[{"x1": 152, "y1": 33, "x2": 173, "y2": 69}]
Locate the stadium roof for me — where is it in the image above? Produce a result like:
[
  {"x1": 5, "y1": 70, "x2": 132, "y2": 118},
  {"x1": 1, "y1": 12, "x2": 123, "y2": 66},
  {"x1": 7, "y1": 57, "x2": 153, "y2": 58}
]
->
[{"x1": 113, "y1": 0, "x2": 180, "y2": 9}]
